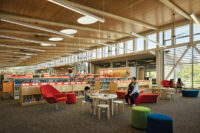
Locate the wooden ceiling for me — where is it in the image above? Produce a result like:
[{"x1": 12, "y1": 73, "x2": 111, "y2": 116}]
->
[{"x1": 0, "y1": 0, "x2": 200, "y2": 67}]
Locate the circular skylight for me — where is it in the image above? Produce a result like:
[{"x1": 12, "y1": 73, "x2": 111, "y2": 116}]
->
[
  {"x1": 77, "y1": 16, "x2": 97, "y2": 25},
  {"x1": 48, "y1": 37, "x2": 63, "y2": 41},
  {"x1": 40, "y1": 43, "x2": 56, "y2": 46},
  {"x1": 60, "y1": 29, "x2": 77, "y2": 34}
]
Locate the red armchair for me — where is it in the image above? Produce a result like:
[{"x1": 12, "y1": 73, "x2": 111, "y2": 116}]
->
[
  {"x1": 161, "y1": 80, "x2": 171, "y2": 87},
  {"x1": 40, "y1": 85, "x2": 67, "y2": 110}
]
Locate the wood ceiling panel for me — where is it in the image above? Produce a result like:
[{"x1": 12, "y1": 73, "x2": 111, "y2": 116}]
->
[
  {"x1": 0, "y1": 0, "x2": 199, "y2": 66},
  {"x1": 173, "y1": 0, "x2": 200, "y2": 15}
]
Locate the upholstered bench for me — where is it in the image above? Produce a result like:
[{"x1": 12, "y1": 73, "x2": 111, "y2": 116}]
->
[
  {"x1": 66, "y1": 93, "x2": 76, "y2": 104},
  {"x1": 146, "y1": 113, "x2": 173, "y2": 133},
  {"x1": 116, "y1": 89, "x2": 144, "y2": 99},
  {"x1": 116, "y1": 91, "x2": 126, "y2": 99},
  {"x1": 182, "y1": 90, "x2": 199, "y2": 97},
  {"x1": 131, "y1": 106, "x2": 151, "y2": 129},
  {"x1": 135, "y1": 93, "x2": 158, "y2": 104}
]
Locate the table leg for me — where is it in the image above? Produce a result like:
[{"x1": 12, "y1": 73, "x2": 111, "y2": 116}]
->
[
  {"x1": 111, "y1": 99, "x2": 114, "y2": 116},
  {"x1": 93, "y1": 98, "x2": 96, "y2": 115}
]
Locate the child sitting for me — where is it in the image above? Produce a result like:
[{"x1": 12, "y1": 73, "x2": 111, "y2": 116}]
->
[{"x1": 84, "y1": 86, "x2": 93, "y2": 103}]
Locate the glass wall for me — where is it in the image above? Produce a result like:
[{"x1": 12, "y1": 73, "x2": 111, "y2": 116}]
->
[
  {"x1": 164, "y1": 29, "x2": 171, "y2": 46},
  {"x1": 164, "y1": 45, "x2": 200, "y2": 88},
  {"x1": 146, "y1": 33, "x2": 157, "y2": 49},
  {"x1": 135, "y1": 38, "x2": 144, "y2": 51},
  {"x1": 82, "y1": 52, "x2": 87, "y2": 61},
  {"x1": 92, "y1": 49, "x2": 96, "y2": 59},
  {"x1": 125, "y1": 40, "x2": 133, "y2": 53},
  {"x1": 175, "y1": 24, "x2": 189, "y2": 45},
  {"x1": 103, "y1": 46, "x2": 108, "y2": 57},
  {"x1": 109, "y1": 45, "x2": 116, "y2": 56},
  {"x1": 97, "y1": 48, "x2": 102, "y2": 59},
  {"x1": 193, "y1": 24, "x2": 200, "y2": 41},
  {"x1": 117, "y1": 42, "x2": 124, "y2": 55}
]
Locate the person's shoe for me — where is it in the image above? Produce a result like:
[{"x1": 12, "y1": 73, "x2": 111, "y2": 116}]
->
[
  {"x1": 124, "y1": 102, "x2": 129, "y2": 105},
  {"x1": 132, "y1": 104, "x2": 136, "y2": 107}
]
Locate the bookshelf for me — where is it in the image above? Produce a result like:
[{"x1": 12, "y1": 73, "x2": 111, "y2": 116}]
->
[{"x1": 19, "y1": 82, "x2": 88, "y2": 106}]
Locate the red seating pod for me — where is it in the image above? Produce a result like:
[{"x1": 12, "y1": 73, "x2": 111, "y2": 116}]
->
[{"x1": 40, "y1": 85, "x2": 67, "y2": 103}]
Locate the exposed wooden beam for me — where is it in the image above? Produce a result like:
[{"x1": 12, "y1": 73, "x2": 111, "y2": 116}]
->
[
  {"x1": 0, "y1": 38, "x2": 99, "y2": 46},
  {"x1": 0, "y1": 29, "x2": 112, "y2": 41},
  {"x1": 159, "y1": 0, "x2": 191, "y2": 20},
  {"x1": 57, "y1": 0, "x2": 157, "y2": 30},
  {"x1": 194, "y1": 46, "x2": 200, "y2": 54},
  {"x1": 0, "y1": 12, "x2": 129, "y2": 36},
  {"x1": 165, "y1": 46, "x2": 190, "y2": 80}
]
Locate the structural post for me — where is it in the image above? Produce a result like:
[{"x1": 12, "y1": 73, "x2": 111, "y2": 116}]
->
[{"x1": 156, "y1": 50, "x2": 164, "y2": 88}]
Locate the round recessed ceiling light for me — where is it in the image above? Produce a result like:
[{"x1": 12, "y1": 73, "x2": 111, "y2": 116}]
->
[
  {"x1": 77, "y1": 16, "x2": 97, "y2": 25},
  {"x1": 40, "y1": 43, "x2": 56, "y2": 47},
  {"x1": 60, "y1": 29, "x2": 77, "y2": 34},
  {"x1": 48, "y1": 37, "x2": 63, "y2": 41}
]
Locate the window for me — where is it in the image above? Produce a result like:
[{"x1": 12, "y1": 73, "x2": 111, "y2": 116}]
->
[
  {"x1": 66, "y1": 57, "x2": 68, "y2": 64},
  {"x1": 146, "y1": 33, "x2": 157, "y2": 49},
  {"x1": 92, "y1": 49, "x2": 96, "y2": 59},
  {"x1": 125, "y1": 40, "x2": 133, "y2": 53},
  {"x1": 159, "y1": 31, "x2": 164, "y2": 46},
  {"x1": 87, "y1": 51, "x2": 91, "y2": 60},
  {"x1": 117, "y1": 42, "x2": 124, "y2": 55},
  {"x1": 68, "y1": 56, "x2": 71, "y2": 64},
  {"x1": 60, "y1": 57, "x2": 65, "y2": 64},
  {"x1": 97, "y1": 48, "x2": 102, "y2": 59},
  {"x1": 175, "y1": 24, "x2": 189, "y2": 44},
  {"x1": 164, "y1": 29, "x2": 171, "y2": 46},
  {"x1": 135, "y1": 38, "x2": 144, "y2": 51},
  {"x1": 103, "y1": 46, "x2": 108, "y2": 57},
  {"x1": 74, "y1": 55, "x2": 77, "y2": 62},
  {"x1": 109, "y1": 45, "x2": 115, "y2": 56},
  {"x1": 78, "y1": 53, "x2": 82, "y2": 62},
  {"x1": 164, "y1": 46, "x2": 200, "y2": 88},
  {"x1": 56, "y1": 59, "x2": 60, "y2": 65},
  {"x1": 82, "y1": 52, "x2": 87, "y2": 61},
  {"x1": 71, "y1": 55, "x2": 74, "y2": 63},
  {"x1": 193, "y1": 23, "x2": 200, "y2": 41}
]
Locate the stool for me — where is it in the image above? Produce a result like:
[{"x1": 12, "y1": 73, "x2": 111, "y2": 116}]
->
[
  {"x1": 66, "y1": 93, "x2": 76, "y2": 104},
  {"x1": 116, "y1": 91, "x2": 126, "y2": 99},
  {"x1": 146, "y1": 113, "x2": 173, "y2": 133},
  {"x1": 167, "y1": 91, "x2": 175, "y2": 101},
  {"x1": 113, "y1": 100, "x2": 124, "y2": 115},
  {"x1": 81, "y1": 100, "x2": 92, "y2": 114},
  {"x1": 131, "y1": 106, "x2": 151, "y2": 129},
  {"x1": 97, "y1": 104, "x2": 110, "y2": 120}
]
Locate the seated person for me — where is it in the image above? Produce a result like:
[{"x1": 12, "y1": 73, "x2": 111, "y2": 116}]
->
[
  {"x1": 176, "y1": 78, "x2": 184, "y2": 92},
  {"x1": 169, "y1": 79, "x2": 175, "y2": 88},
  {"x1": 84, "y1": 86, "x2": 93, "y2": 103},
  {"x1": 125, "y1": 77, "x2": 140, "y2": 106}
]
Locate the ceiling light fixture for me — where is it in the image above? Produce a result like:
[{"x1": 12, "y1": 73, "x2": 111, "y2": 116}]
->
[
  {"x1": 0, "y1": 50, "x2": 37, "y2": 55},
  {"x1": 191, "y1": 13, "x2": 200, "y2": 29},
  {"x1": 0, "y1": 18, "x2": 74, "y2": 38},
  {"x1": 77, "y1": 16, "x2": 97, "y2": 25},
  {"x1": 40, "y1": 43, "x2": 55, "y2": 46},
  {"x1": 0, "y1": 43, "x2": 45, "y2": 52},
  {"x1": 48, "y1": 37, "x2": 63, "y2": 41},
  {"x1": 48, "y1": 0, "x2": 105, "y2": 23},
  {"x1": 0, "y1": 34, "x2": 56, "y2": 46},
  {"x1": 60, "y1": 29, "x2": 77, "y2": 34}
]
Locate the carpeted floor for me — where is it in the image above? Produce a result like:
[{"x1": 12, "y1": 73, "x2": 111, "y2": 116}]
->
[{"x1": 0, "y1": 93, "x2": 200, "y2": 133}]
